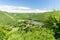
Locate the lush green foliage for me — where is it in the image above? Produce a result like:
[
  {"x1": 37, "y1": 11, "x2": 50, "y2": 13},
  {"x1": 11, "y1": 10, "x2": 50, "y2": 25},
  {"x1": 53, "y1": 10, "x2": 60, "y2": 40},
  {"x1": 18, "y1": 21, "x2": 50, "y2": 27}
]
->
[
  {"x1": 43, "y1": 11, "x2": 60, "y2": 40},
  {"x1": 0, "y1": 11, "x2": 60, "y2": 40},
  {"x1": 0, "y1": 25, "x2": 55, "y2": 40}
]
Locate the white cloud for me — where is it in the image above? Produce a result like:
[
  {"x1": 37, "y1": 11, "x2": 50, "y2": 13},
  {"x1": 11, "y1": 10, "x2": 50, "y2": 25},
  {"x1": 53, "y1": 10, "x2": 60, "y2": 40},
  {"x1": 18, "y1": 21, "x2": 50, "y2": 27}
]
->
[{"x1": 0, "y1": 5, "x2": 52, "y2": 13}]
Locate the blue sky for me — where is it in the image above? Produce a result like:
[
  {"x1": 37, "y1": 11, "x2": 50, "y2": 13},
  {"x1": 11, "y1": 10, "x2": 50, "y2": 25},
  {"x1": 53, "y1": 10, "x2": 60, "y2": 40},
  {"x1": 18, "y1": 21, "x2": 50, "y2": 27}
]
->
[{"x1": 0, "y1": 0, "x2": 60, "y2": 13}]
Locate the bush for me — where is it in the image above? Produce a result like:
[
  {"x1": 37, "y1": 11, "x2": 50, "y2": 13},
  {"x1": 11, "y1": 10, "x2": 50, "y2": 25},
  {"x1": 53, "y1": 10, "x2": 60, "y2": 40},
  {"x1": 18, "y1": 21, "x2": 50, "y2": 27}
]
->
[
  {"x1": 0, "y1": 25, "x2": 12, "y2": 40},
  {"x1": 43, "y1": 11, "x2": 60, "y2": 39},
  {"x1": 8, "y1": 26, "x2": 55, "y2": 40}
]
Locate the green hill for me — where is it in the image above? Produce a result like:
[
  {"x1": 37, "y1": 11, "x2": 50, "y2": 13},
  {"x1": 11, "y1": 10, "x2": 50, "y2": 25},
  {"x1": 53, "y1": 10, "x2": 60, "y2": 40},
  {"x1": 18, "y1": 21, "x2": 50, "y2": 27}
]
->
[{"x1": 0, "y1": 11, "x2": 60, "y2": 40}]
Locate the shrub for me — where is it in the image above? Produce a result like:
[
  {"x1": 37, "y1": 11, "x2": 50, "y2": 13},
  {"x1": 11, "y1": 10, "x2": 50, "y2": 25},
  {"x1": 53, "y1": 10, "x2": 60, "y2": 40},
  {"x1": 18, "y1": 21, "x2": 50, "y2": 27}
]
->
[{"x1": 8, "y1": 26, "x2": 55, "y2": 40}]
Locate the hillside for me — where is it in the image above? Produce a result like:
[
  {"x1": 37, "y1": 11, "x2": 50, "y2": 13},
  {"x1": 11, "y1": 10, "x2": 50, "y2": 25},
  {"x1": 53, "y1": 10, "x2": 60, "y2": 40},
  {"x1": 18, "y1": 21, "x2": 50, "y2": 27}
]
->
[{"x1": 0, "y1": 11, "x2": 60, "y2": 40}]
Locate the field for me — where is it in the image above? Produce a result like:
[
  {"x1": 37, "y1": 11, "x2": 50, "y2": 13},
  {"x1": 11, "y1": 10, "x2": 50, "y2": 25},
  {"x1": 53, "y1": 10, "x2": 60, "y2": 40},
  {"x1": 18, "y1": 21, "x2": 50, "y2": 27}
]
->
[{"x1": 0, "y1": 11, "x2": 60, "y2": 40}]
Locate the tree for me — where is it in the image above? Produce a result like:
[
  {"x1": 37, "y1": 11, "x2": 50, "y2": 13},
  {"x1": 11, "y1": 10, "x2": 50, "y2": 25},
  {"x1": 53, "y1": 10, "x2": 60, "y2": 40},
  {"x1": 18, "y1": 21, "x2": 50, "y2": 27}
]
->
[{"x1": 43, "y1": 11, "x2": 60, "y2": 39}]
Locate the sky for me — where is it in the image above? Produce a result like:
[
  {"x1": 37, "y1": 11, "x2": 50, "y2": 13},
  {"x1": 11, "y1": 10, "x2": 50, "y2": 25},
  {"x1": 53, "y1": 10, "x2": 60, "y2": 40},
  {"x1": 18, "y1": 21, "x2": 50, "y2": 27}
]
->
[{"x1": 0, "y1": 0, "x2": 60, "y2": 13}]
